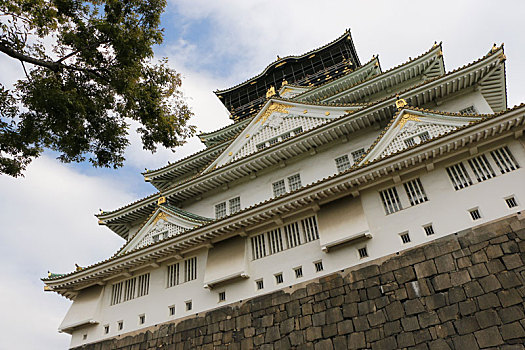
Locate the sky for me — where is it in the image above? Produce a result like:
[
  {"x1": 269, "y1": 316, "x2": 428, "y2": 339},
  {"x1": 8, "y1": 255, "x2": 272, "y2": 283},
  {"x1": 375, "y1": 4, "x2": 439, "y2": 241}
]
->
[{"x1": 1, "y1": 1, "x2": 525, "y2": 348}]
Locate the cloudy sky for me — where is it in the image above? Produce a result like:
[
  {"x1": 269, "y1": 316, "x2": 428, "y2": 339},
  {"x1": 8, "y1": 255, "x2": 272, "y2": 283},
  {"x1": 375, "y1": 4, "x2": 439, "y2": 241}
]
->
[{"x1": 1, "y1": 1, "x2": 525, "y2": 348}]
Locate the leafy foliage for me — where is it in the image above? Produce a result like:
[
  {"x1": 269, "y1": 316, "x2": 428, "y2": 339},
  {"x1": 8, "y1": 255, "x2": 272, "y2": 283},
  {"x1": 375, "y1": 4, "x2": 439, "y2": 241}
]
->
[{"x1": 0, "y1": 0, "x2": 195, "y2": 176}]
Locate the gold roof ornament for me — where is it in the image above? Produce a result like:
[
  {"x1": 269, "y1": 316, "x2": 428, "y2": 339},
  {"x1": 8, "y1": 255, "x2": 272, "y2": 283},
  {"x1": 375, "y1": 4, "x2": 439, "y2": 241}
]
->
[
  {"x1": 395, "y1": 95, "x2": 408, "y2": 109},
  {"x1": 433, "y1": 41, "x2": 439, "y2": 48},
  {"x1": 75, "y1": 264, "x2": 84, "y2": 272},
  {"x1": 491, "y1": 43, "x2": 498, "y2": 53},
  {"x1": 281, "y1": 79, "x2": 288, "y2": 87},
  {"x1": 397, "y1": 113, "x2": 421, "y2": 129},
  {"x1": 266, "y1": 86, "x2": 276, "y2": 98},
  {"x1": 257, "y1": 102, "x2": 290, "y2": 124},
  {"x1": 157, "y1": 196, "x2": 166, "y2": 205}
]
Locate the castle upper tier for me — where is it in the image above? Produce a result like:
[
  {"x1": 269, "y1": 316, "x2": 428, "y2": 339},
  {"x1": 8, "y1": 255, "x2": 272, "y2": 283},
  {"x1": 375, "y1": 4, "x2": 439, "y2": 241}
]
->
[{"x1": 43, "y1": 30, "x2": 524, "y2": 348}]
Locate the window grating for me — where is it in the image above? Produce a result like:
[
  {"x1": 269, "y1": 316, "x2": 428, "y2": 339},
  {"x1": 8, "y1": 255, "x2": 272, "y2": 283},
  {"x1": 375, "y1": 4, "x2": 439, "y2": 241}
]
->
[
  {"x1": 469, "y1": 209, "x2": 481, "y2": 220},
  {"x1": 215, "y1": 202, "x2": 226, "y2": 218},
  {"x1": 272, "y1": 179, "x2": 286, "y2": 197},
  {"x1": 423, "y1": 224, "x2": 435, "y2": 236},
  {"x1": 379, "y1": 187, "x2": 402, "y2": 214},
  {"x1": 251, "y1": 233, "x2": 267, "y2": 260},
  {"x1": 123, "y1": 277, "x2": 136, "y2": 301},
  {"x1": 167, "y1": 263, "x2": 180, "y2": 288},
  {"x1": 404, "y1": 138, "x2": 415, "y2": 147},
  {"x1": 400, "y1": 232, "x2": 411, "y2": 244},
  {"x1": 491, "y1": 146, "x2": 520, "y2": 174},
  {"x1": 139, "y1": 315, "x2": 145, "y2": 325},
  {"x1": 111, "y1": 282, "x2": 123, "y2": 305},
  {"x1": 288, "y1": 174, "x2": 302, "y2": 191},
  {"x1": 229, "y1": 197, "x2": 241, "y2": 214},
  {"x1": 446, "y1": 163, "x2": 473, "y2": 190},
  {"x1": 267, "y1": 228, "x2": 284, "y2": 254},
  {"x1": 301, "y1": 216, "x2": 320, "y2": 242},
  {"x1": 256, "y1": 280, "x2": 264, "y2": 290},
  {"x1": 284, "y1": 222, "x2": 301, "y2": 248},
  {"x1": 294, "y1": 267, "x2": 303, "y2": 278},
  {"x1": 169, "y1": 306, "x2": 175, "y2": 316},
  {"x1": 275, "y1": 273, "x2": 284, "y2": 284},
  {"x1": 111, "y1": 273, "x2": 150, "y2": 305},
  {"x1": 335, "y1": 155, "x2": 351, "y2": 172},
  {"x1": 506, "y1": 197, "x2": 518, "y2": 208},
  {"x1": 137, "y1": 274, "x2": 150, "y2": 297},
  {"x1": 218, "y1": 292, "x2": 226, "y2": 302},
  {"x1": 358, "y1": 247, "x2": 368, "y2": 259},
  {"x1": 184, "y1": 257, "x2": 197, "y2": 282},
  {"x1": 104, "y1": 325, "x2": 109, "y2": 334},
  {"x1": 351, "y1": 148, "x2": 365, "y2": 163},
  {"x1": 459, "y1": 105, "x2": 477, "y2": 114},
  {"x1": 185, "y1": 301, "x2": 192, "y2": 311},
  {"x1": 468, "y1": 154, "x2": 495, "y2": 182},
  {"x1": 314, "y1": 261, "x2": 324, "y2": 272},
  {"x1": 419, "y1": 132, "x2": 430, "y2": 142},
  {"x1": 118, "y1": 321, "x2": 123, "y2": 331},
  {"x1": 403, "y1": 178, "x2": 428, "y2": 206}
]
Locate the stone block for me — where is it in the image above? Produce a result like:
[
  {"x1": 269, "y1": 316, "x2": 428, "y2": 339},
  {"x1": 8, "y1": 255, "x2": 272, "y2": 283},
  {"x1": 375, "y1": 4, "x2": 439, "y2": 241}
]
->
[
  {"x1": 502, "y1": 240, "x2": 520, "y2": 254},
  {"x1": 279, "y1": 318, "x2": 295, "y2": 335},
  {"x1": 501, "y1": 321, "x2": 525, "y2": 340},
  {"x1": 478, "y1": 274, "x2": 502, "y2": 293},
  {"x1": 456, "y1": 256, "x2": 472, "y2": 269},
  {"x1": 425, "y1": 293, "x2": 446, "y2": 310},
  {"x1": 336, "y1": 319, "x2": 354, "y2": 335},
  {"x1": 449, "y1": 270, "x2": 471, "y2": 286},
  {"x1": 404, "y1": 299, "x2": 425, "y2": 315},
  {"x1": 498, "y1": 289, "x2": 522, "y2": 307},
  {"x1": 397, "y1": 332, "x2": 415, "y2": 347},
  {"x1": 385, "y1": 300, "x2": 404, "y2": 321},
  {"x1": 264, "y1": 325, "x2": 280, "y2": 343},
  {"x1": 347, "y1": 332, "x2": 366, "y2": 349},
  {"x1": 498, "y1": 305, "x2": 525, "y2": 324},
  {"x1": 424, "y1": 239, "x2": 460, "y2": 259},
  {"x1": 299, "y1": 315, "x2": 312, "y2": 329},
  {"x1": 497, "y1": 270, "x2": 522, "y2": 288},
  {"x1": 448, "y1": 286, "x2": 466, "y2": 303},
  {"x1": 326, "y1": 307, "x2": 343, "y2": 324},
  {"x1": 366, "y1": 286, "x2": 382, "y2": 299},
  {"x1": 321, "y1": 323, "x2": 337, "y2": 338},
  {"x1": 434, "y1": 254, "x2": 455, "y2": 274},
  {"x1": 305, "y1": 327, "x2": 322, "y2": 342},
  {"x1": 475, "y1": 309, "x2": 501, "y2": 329},
  {"x1": 353, "y1": 316, "x2": 370, "y2": 332},
  {"x1": 413, "y1": 329, "x2": 432, "y2": 344},
  {"x1": 459, "y1": 300, "x2": 478, "y2": 316},
  {"x1": 432, "y1": 273, "x2": 452, "y2": 291},
  {"x1": 365, "y1": 328, "x2": 381, "y2": 343},
  {"x1": 414, "y1": 260, "x2": 438, "y2": 278},
  {"x1": 383, "y1": 320, "x2": 402, "y2": 336},
  {"x1": 474, "y1": 326, "x2": 504, "y2": 347},
  {"x1": 312, "y1": 311, "x2": 326, "y2": 327},
  {"x1": 352, "y1": 265, "x2": 380, "y2": 281},
  {"x1": 485, "y1": 244, "x2": 504, "y2": 258},
  {"x1": 437, "y1": 304, "x2": 459, "y2": 322},
  {"x1": 406, "y1": 280, "x2": 431, "y2": 299},
  {"x1": 463, "y1": 281, "x2": 484, "y2": 297},
  {"x1": 468, "y1": 263, "x2": 489, "y2": 278},
  {"x1": 401, "y1": 316, "x2": 420, "y2": 331},
  {"x1": 314, "y1": 339, "x2": 333, "y2": 350},
  {"x1": 418, "y1": 311, "x2": 440, "y2": 328},
  {"x1": 371, "y1": 336, "x2": 397, "y2": 350},
  {"x1": 452, "y1": 334, "x2": 479, "y2": 349},
  {"x1": 367, "y1": 310, "x2": 386, "y2": 327},
  {"x1": 486, "y1": 259, "x2": 505, "y2": 274},
  {"x1": 332, "y1": 336, "x2": 347, "y2": 350},
  {"x1": 342, "y1": 302, "x2": 358, "y2": 318},
  {"x1": 394, "y1": 266, "x2": 416, "y2": 284},
  {"x1": 435, "y1": 321, "x2": 456, "y2": 338},
  {"x1": 454, "y1": 316, "x2": 480, "y2": 335},
  {"x1": 471, "y1": 250, "x2": 488, "y2": 264},
  {"x1": 477, "y1": 292, "x2": 501, "y2": 310},
  {"x1": 428, "y1": 339, "x2": 451, "y2": 350}
]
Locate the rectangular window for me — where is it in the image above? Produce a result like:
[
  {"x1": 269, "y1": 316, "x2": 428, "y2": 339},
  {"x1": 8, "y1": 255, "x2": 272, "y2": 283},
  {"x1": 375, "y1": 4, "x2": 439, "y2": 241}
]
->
[
  {"x1": 491, "y1": 146, "x2": 520, "y2": 174},
  {"x1": 251, "y1": 233, "x2": 267, "y2": 260},
  {"x1": 403, "y1": 178, "x2": 428, "y2": 206},
  {"x1": 137, "y1": 273, "x2": 149, "y2": 297},
  {"x1": 468, "y1": 154, "x2": 495, "y2": 182},
  {"x1": 351, "y1": 148, "x2": 366, "y2": 163},
  {"x1": 267, "y1": 228, "x2": 284, "y2": 255},
  {"x1": 469, "y1": 208, "x2": 482, "y2": 220},
  {"x1": 275, "y1": 273, "x2": 284, "y2": 284},
  {"x1": 506, "y1": 197, "x2": 518, "y2": 208},
  {"x1": 167, "y1": 263, "x2": 180, "y2": 288},
  {"x1": 419, "y1": 131, "x2": 430, "y2": 142},
  {"x1": 288, "y1": 174, "x2": 302, "y2": 191},
  {"x1": 117, "y1": 321, "x2": 123, "y2": 331},
  {"x1": 358, "y1": 247, "x2": 368, "y2": 259},
  {"x1": 184, "y1": 257, "x2": 197, "y2": 282},
  {"x1": 256, "y1": 279, "x2": 264, "y2": 290},
  {"x1": 169, "y1": 305, "x2": 176, "y2": 316},
  {"x1": 335, "y1": 155, "x2": 351, "y2": 172},
  {"x1": 404, "y1": 138, "x2": 415, "y2": 147},
  {"x1": 272, "y1": 179, "x2": 286, "y2": 197},
  {"x1": 139, "y1": 314, "x2": 145, "y2": 325},
  {"x1": 256, "y1": 143, "x2": 267, "y2": 151},
  {"x1": 459, "y1": 105, "x2": 477, "y2": 114},
  {"x1": 268, "y1": 137, "x2": 279, "y2": 146},
  {"x1": 284, "y1": 222, "x2": 301, "y2": 248},
  {"x1": 301, "y1": 216, "x2": 320, "y2": 242},
  {"x1": 83, "y1": 334, "x2": 87, "y2": 340},
  {"x1": 379, "y1": 186, "x2": 402, "y2": 214},
  {"x1": 218, "y1": 291, "x2": 226, "y2": 302},
  {"x1": 229, "y1": 197, "x2": 241, "y2": 214},
  {"x1": 294, "y1": 267, "x2": 303, "y2": 278},
  {"x1": 215, "y1": 202, "x2": 226, "y2": 218},
  {"x1": 400, "y1": 232, "x2": 411, "y2": 244},
  {"x1": 185, "y1": 300, "x2": 192, "y2": 311},
  {"x1": 423, "y1": 224, "x2": 435, "y2": 236},
  {"x1": 104, "y1": 325, "x2": 109, "y2": 334},
  {"x1": 314, "y1": 261, "x2": 324, "y2": 272},
  {"x1": 446, "y1": 162, "x2": 473, "y2": 190},
  {"x1": 123, "y1": 277, "x2": 136, "y2": 302},
  {"x1": 111, "y1": 282, "x2": 123, "y2": 305}
]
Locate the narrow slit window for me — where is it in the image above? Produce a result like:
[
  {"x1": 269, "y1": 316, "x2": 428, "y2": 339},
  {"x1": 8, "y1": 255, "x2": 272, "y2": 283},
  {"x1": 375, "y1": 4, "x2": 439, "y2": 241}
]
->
[
  {"x1": 184, "y1": 257, "x2": 197, "y2": 282},
  {"x1": 137, "y1": 273, "x2": 150, "y2": 297},
  {"x1": 506, "y1": 197, "x2": 518, "y2": 208},
  {"x1": 358, "y1": 247, "x2": 368, "y2": 259},
  {"x1": 301, "y1": 216, "x2": 320, "y2": 242},
  {"x1": 272, "y1": 179, "x2": 286, "y2": 197},
  {"x1": 284, "y1": 222, "x2": 301, "y2": 248},
  {"x1": 117, "y1": 321, "x2": 123, "y2": 331},
  {"x1": 314, "y1": 261, "x2": 324, "y2": 272},
  {"x1": 185, "y1": 300, "x2": 192, "y2": 311},
  {"x1": 379, "y1": 186, "x2": 402, "y2": 214},
  {"x1": 335, "y1": 155, "x2": 351, "y2": 172},
  {"x1": 111, "y1": 282, "x2": 123, "y2": 305},
  {"x1": 251, "y1": 233, "x2": 267, "y2": 260},
  {"x1": 400, "y1": 232, "x2": 411, "y2": 244},
  {"x1": 229, "y1": 197, "x2": 241, "y2": 214},
  {"x1": 267, "y1": 228, "x2": 284, "y2": 255},
  {"x1": 288, "y1": 174, "x2": 302, "y2": 191},
  {"x1": 83, "y1": 334, "x2": 87, "y2": 340},
  {"x1": 423, "y1": 224, "x2": 435, "y2": 236},
  {"x1": 104, "y1": 325, "x2": 109, "y2": 334},
  {"x1": 446, "y1": 162, "x2": 473, "y2": 190},
  {"x1": 351, "y1": 148, "x2": 365, "y2": 163},
  {"x1": 491, "y1": 146, "x2": 520, "y2": 174},
  {"x1": 469, "y1": 208, "x2": 482, "y2": 220},
  {"x1": 256, "y1": 279, "x2": 264, "y2": 290},
  {"x1": 139, "y1": 314, "x2": 145, "y2": 325},
  {"x1": 215, "y1": 202, "x2": 226, "y2": 218},
  {"x1": 167, "y1": 263, "x2": 180, "y2": 288},
  {"x1": 403, "y1": 178, "x2": 428, "y2": 206},
  {"x1": 218, "y1": 291, "x2": 226, "y2": 302},
  {"x1": 468, "y1": 154, "x2": 495, "y2": 182},
  {"x1": 294, "y1": 267, "x2": 303, "y2": 278},
  {"x1": 275, "y1": 273, "x2": 284, "y2": 284},
  {"x1": 169, "y1": 305, "x2": 176, "y2": 316}
]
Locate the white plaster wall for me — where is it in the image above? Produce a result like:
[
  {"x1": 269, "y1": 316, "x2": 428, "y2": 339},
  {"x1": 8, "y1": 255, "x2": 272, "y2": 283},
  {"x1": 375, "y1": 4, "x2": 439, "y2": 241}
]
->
[{"x1": 424, "y1": 91, "x2": 493, "y2": 114}]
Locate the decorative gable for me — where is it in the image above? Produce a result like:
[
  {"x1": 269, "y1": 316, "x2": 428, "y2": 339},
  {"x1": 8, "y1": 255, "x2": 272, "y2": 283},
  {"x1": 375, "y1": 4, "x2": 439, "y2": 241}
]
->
[
  {"x1": 361, "y1": 109, "x2": 483, "y2": 164},
  {"x1": 136, "y1": 213, "x2": 186, "y2": 249}
]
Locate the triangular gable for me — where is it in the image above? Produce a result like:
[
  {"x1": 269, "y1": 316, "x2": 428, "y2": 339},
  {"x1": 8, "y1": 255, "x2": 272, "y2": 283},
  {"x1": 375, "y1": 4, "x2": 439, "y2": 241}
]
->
[
  {"x1": 278, "y1": 85, "x2": 310, "y2": 99},
  {"x1": 204, "y1": 99, "x2": 361, "y2": 171},
  {"x1": 119, "y1": 205, "x2": 211, "y2": 254},
  {"x1": 360, "y1": 109, "x2": 483, "y2": 164}
]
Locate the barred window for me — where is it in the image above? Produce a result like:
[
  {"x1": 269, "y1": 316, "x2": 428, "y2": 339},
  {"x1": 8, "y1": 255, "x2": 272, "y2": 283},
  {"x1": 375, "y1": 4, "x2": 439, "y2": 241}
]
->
[
  {"x1": 267, "y1": 228, "x2": 284, "y2": 255},
  {"x1": 185, "y1": 300, "x2": 192, "y2": 311},
  {"x1": 137, "y1": 273, "x2": 150, "y2": 297},
  {"x1": 446, "y1": 162, "x2": 473, "y2": 190},
  {"x1": 294, "y1": 267, "x2": 303, "y2": 278},
  {"x1": 335, "y1": 155, "x2": 351, "y2": 172},
  {"x1": 272, "y1": 179, "x2": 286, "y2": 197},
  {"x1": 117, "y1": 321, "x2": 123, "y2": 331},
  {"x1": 167, "y1": 263, "x2": 180, "y2": 288},
  {"x1": 251, "y1": 233, "x2": 267, "y2": 260},
  {"x1": 379, "y1": 186, "x2": 402, "y2": 214},
  {"x1": 275, "y1": 273, "x2": 284, "y2": 284},
  {"x1": 301, "y1": 216, "x2": 320, "y2": 242},
  {"x1": 403, "y1": 178, "x2": 428, "y2": 206},
  {"x1": 351, "y1": 148, "x2": 366, "y2": 163},
  {"x1": 404, "y1": 137, "x2": 415, "y2": 147},
  {"x1": 400, "y1": 232, "x2": 411, "y2": 244},
  {"x1": 284, "y1": 222, "x2": 301, "y2": 248},
  {"x1": 419, "y1": 132, "x2": 430, "y2": 142},
  {"x1": 123, "y1": 277, "x2": 136, "y2": 302},
  {"x1": 314, "y1": 261, "x2": 324, "y2": 272},
  {"x1": 506, "y1": 197, "x2": 518, "y2": 208},
  {"x1": 229, "y1": 197, "x2": 241, "y2": 214},
  {"x1": 459, "y1": 105, "x2": 477, "y2": 114},
  {"x1": 218, "y1": 291, "x2": 226, "y2": 302},
  {"x1": 215, "y1": 202, "x2": 226, "y2": 218},
  {"x1": 468, "y1": 154, "x2": 495, "y2": 182},
  {"x1": 139, "y1": 314, "x2": 145, "y2": 325},
  {"x1": 358, "y1": 247, "x2": 368, "y2": 259},
  {"x1": 469, "y1": 208, "x2": 482, "y2": 220},
  {"x1": 256, "y1": 279, "x2": 264, "y2": 290},
  {"x1": 169, "y1": 305, "x2": 176, "y2": 316},
  {"x1": 423, "y1": 224, "x2": 435, "y2": 236},
  {"x1": 288, "y1": 174, "x2": 302, "y2": 191},
  {"x1": 491, "y1": 146, "x2": 520, "y2": 174},
  {"x1": 111, "y1": 282, "x2": 123, "y2": 305},
  {"x1": 184, "y1": 257, "x2": 197, "y2": 282}
]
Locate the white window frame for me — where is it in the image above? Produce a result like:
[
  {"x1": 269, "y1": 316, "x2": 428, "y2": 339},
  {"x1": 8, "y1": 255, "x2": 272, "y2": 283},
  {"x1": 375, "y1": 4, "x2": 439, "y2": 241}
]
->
[
  {"x1": 351, "y1": 148, "x2": 366, "y2": 163},
  {"x1": 399, "y1": 231, "x2": 411, "y2": 244},
  {"x1": 423, "y1": 223, "x2": 435, "y2": 236},
  {"x1": 504, "y1": 195, "x2": 518, "y2": 209},
  {"x1": 468, "y1": 207, "x2": 482, "y2": 221},
  {"x1": 335, "y1": 154, "x2": 351, "y2": 172},
  {"x1": 215, "y1": 196, "x2": 241, "y2": 218},
  {"x1": 357, "y1": 246, "x2": 368, "y2": 259},
  {"x1": 287, "y1": 173, "x2": 302, "y2": 191}
]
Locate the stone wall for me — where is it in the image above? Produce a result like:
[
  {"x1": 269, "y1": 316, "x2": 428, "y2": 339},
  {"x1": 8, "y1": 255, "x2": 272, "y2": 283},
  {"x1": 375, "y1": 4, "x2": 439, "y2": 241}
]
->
[{"x1": 75, "y1": 214, "x2": 525, "y2": 350}]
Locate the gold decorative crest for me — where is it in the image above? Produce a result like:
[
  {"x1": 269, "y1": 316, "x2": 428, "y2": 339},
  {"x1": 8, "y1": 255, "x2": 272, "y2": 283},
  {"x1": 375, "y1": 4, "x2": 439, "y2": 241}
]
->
[
  {"x1": 395, "y1": 98, "x2": 408, "y2": 109},
  {"x1": 152, "y1": 211, "x2": 168, "y2": 225},
  {"x1": 157, "y1": 196, "x2": 166, "y2": 205},
  {"x1": 266, "y1": 86, "x2": 276, "y2": 98},
  {"x1": 257, "y1": 103, "x2": 290, "y2": 124},
  {"x1": 396, "y1": 113, "x2": 421, "y2": 129}
]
